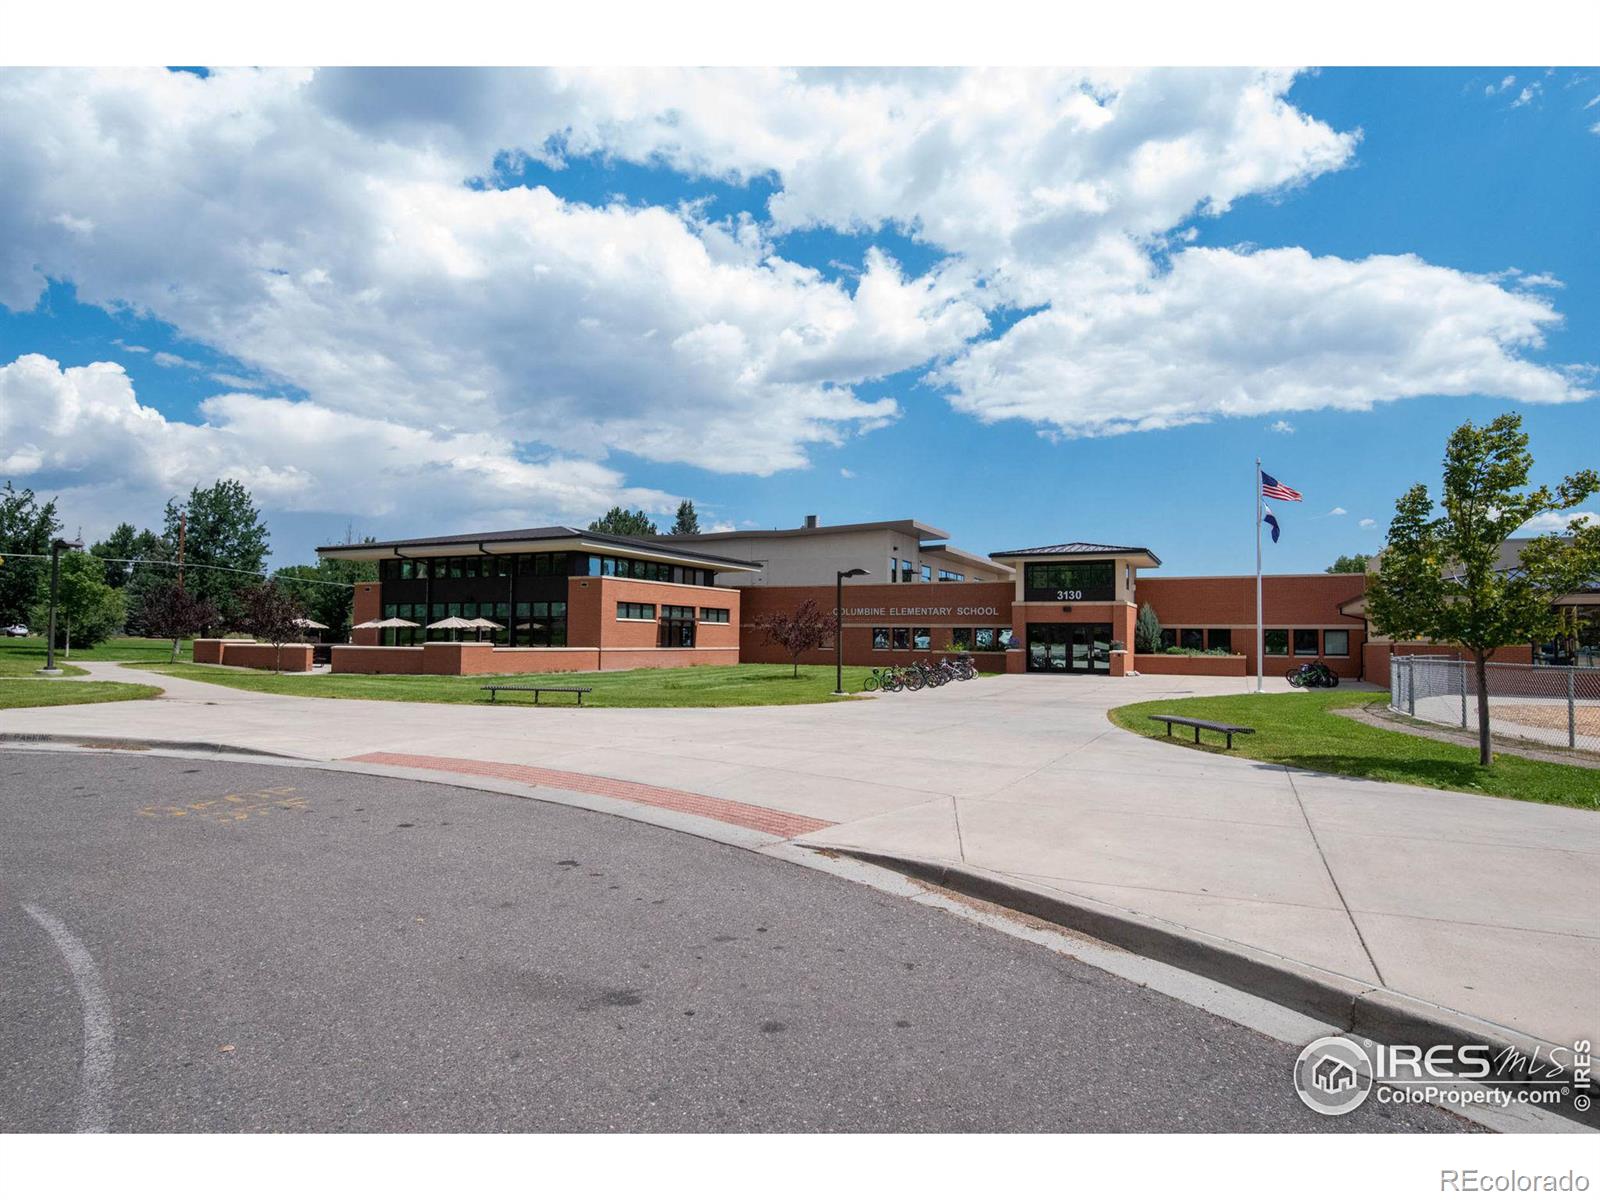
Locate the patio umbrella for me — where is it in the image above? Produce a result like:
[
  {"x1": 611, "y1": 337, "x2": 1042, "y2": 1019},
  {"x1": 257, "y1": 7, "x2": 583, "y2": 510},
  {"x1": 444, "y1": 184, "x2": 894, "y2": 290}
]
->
[
  {"x1": 352, "y1": 617, "x2": 420, "y2": 629},
  {"x1": 464, "y1": 616, "x2": 504, "y2": 642},
  {"x1": 426, "y1": 616, "x2": 478, "y2": 642},
  {"x1": 292, "y1": 617, "x2": 329, "y2": 630}
]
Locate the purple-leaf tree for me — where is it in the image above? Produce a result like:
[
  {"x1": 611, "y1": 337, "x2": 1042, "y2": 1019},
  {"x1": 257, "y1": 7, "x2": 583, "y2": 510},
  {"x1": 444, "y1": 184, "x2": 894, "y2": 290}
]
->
[{"x1": 754, "y1": 598, "x2": 831, "y2": 678}]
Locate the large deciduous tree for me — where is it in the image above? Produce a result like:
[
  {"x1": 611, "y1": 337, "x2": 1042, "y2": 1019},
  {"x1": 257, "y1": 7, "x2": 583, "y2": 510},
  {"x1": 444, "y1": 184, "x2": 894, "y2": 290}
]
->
[
  {"x1": 91, "y1": 522, "x2": 166, "y2": 589},
  {"x1": 1366, "y1": 413, "x2": 1599, "y2": 765},
  {"x1": 0, "y1": 481, "x2": 61, "y2": 625},
  {"x1": 754, "y1": 598, "x2": 830, "y2": 678},
  {"x1": 588, "y1": 506, "x2": 659, "y2": 537},
  {"x1": 162, "y1": 479, "x2": 270, "y2": 630},
  {"x1": 1327, "y1": 553, "x2": 1369, "y2": 575}
]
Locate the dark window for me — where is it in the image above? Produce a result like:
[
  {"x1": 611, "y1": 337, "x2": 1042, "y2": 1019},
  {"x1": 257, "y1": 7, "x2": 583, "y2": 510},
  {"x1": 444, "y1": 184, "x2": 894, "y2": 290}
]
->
[
  {"x1": 892, "y1": 627, "x2": 910, "y2": 650},
  {"x1": 1264, "y1": 629, "x2": 1289, "y2": 656},
  {"x1": 699, "y1": 608, "x2": 730, "y2": 623},
  {"x1": 1160, "y1": 627, "x2": 1177, "y2": 649},
  {"x1": 1023, "y1": 560, "x2": 1115, "y2": 602},
  {"x1": 1207, "y1": 629, "x2": 1232, "y2": 653},
  {"x1": 1323, "y1": 629, "x2": 1350, "y2": 657},
  {"x1": 872, "y1": 627, "x2": 890, "y2": 650},
  {"x1": 952, "y1": 627, "x2": 973, "y2": 649},
  {"x1": 617, "y1": 602, "x2": 656, "y2": 621},
  {"x1": 1180, "y1": 628, "x2": 1203, "y2": 650},
  {"x1": 1294, "y1": 629, "x2": 1319, "y2": 656}
]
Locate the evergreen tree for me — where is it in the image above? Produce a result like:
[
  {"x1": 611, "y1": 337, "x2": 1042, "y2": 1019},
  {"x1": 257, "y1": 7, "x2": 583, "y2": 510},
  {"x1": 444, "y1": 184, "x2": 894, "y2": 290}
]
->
[
  {"x1": 588, "y1": 506, "x2": 659, "y2": 537},
  {"x1": 1134, "y1": 603, "x2": 1163, "y2": 653},
  {"x1": 671, "y1": 500, "x2": 701, "y2": 536}
]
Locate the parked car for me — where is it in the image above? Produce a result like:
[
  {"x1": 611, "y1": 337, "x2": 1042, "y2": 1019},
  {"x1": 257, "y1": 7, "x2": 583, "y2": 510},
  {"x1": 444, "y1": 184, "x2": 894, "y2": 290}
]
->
[{"x1": 4, "y1": 624, "x2": 29, "y2": 637}]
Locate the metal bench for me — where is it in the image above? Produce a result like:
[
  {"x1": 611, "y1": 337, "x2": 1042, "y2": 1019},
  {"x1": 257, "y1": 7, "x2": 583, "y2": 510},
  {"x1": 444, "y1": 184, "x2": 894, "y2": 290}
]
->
[
  {"x1": 480, "y1": 684, "x2": 593, "y2": 706},
  {"x1": 1149, "y1": 714, "x2": 1255, "y2": 749}
]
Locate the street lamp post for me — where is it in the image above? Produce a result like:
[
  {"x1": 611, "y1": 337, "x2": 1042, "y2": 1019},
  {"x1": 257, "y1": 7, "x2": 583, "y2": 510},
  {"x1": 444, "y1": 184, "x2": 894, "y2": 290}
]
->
[
  {"x1": 833, "y1": 567, "x2": 870, "y2": 695},
  {"x1": 38, "y1": 537, "x2": 84, "y2": 676}
]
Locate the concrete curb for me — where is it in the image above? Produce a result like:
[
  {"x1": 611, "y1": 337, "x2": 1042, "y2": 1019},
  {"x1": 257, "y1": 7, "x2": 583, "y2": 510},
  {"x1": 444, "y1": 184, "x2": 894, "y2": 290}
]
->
[
  {"x1": 0, "y1": 732, "x2": 308, "y2": 760},
  {"x1": 838, "y1": 849, "x2": 1597, "y2": 1129}
]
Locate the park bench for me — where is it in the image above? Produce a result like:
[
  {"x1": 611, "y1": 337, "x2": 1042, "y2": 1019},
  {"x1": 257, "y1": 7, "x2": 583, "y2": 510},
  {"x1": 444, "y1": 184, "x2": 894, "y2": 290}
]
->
[
  {"x1": 480, "y1": 684, "x2": 593, "y2": 706},
  {"x1": 1148, "y1": 714, "x2": 1254, "y2": 750}
]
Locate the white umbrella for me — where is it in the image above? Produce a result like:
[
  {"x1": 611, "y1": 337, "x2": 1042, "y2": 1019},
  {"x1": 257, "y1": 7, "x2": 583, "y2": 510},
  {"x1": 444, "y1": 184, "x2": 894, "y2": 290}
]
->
[
  {"x1": 292, "y1": 616, "x2": 329, "y2": 630},
  {"x1": 427, "y1": 615, "x2": 478, "y2": 642},
  {"x1": 352, "y1": 617, "x2": 420, "y2": 629},
  {"x1": 464, "y1": 616, "x2": 504, "y2": 642}
]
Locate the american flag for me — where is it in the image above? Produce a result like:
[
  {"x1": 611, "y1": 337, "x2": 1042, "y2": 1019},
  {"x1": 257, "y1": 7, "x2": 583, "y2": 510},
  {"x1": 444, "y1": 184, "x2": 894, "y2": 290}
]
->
[{"x1": 1261, "y1": 471, "x2": 1303, "y2": 502}]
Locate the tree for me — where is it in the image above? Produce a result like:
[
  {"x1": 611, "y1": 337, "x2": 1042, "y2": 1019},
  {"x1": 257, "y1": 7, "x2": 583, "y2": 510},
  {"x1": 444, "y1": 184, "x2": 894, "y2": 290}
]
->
[
  {"x1": 162, "y1": 479, "x2": 270, "y2": 630},
  {"x1": 140, "y1": 582, "x2": 221, "y2": 662},
  {"x1": 588, "y1": 506, "x2": 658, "y2": 537},
  {"x1": 30, "y1": 552, "x2": 124, "y2": 654},
  {"x1": 754, "y1": 598, "x2": 830, "y2": 678},
  {"x1": 91, "y1": 522, "x2": 166, "y2": 589},
  {"x1": 671, "y1": 500, "x2": 701, "y2": 536},
  {"x1": 1134, "y1": 602, "x2": 1163, "y2": 654},
  {"x1": 1327, "y1": 553, "x2": 1369, "y2": 575},
  {"x1": 239, "y1": 580, "x2": 304, "y2": 673},
  {"x1": 0, "y1": 481, "x2": 61, "y2": 625},
  {"x1": 274, "y1": 533, "x2": 378, "y2": 639},
  {"x1": 1366, "y1": 413, "x2": 1599, "y2": 765}
]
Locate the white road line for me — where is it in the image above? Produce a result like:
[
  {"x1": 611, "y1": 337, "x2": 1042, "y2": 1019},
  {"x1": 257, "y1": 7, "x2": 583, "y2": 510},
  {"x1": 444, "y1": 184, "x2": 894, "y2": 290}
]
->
[{"x1": 23, "y1": 904, "x2": 115, "y2": 1134}]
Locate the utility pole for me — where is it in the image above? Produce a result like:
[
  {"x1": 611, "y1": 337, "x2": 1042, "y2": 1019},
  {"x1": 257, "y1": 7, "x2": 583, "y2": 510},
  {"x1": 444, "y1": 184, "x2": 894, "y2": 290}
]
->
[{"x1": 176, "y1": 511, "x2": 187, "y2": 590}]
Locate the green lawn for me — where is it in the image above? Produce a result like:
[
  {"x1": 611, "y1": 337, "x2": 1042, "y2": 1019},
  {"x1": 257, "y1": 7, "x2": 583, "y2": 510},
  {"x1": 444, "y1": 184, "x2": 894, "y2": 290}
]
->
[
  {"x1": 0, "y1": 679, "x2": 163, "y2": 709},
  {"x1": 1108, "y1": 691, "x2": 1599, "y2": 810},
  {"x1": 133, "y1": 661, "x2": 859, "y2": 708},
  {"x1": 0, "y1": 636, "x2": 191, "y2": 671}
]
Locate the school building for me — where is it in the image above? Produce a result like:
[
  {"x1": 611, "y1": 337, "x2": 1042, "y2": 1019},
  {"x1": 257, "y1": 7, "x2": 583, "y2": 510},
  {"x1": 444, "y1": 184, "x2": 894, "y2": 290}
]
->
[{"x1": 189, "y1": 515, "x2": 1587, "y2": 679}]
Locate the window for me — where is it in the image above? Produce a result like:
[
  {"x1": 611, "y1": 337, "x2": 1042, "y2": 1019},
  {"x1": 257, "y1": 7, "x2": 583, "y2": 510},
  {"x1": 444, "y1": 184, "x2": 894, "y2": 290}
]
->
[
  {"x1": 1323, "y1": 629, "x2": 1350, "y2": 657},
  {"x1": 399, "y1": 559, "x2": 414, "y2": 580},
  {"x1": 872, "y1": 627, "x2": 890, "y2": 650},
  {"x1": 997, "y1": 628, "x2": 1014, "y2": 649},
  {"x1": 974, "y1": 628, "x2": 996, "y2": 651},
  {"x1": 617, "y1": 602, "x2": 656, "y2": 621},
  {"x1": 952, "y1": 627, "x2": 973, "y2": 649},
  {"x1": 1294, "y1": 629, "x2": 1319, "y2": 657},
  {"x1": 891, "y1": 627, "x2": 910, "y2": 650},
  {"x1": 699, "y1": 607, "x2": 730, "y2": 623},
  {"x1": 920, "y1": 564, "x2": 933, "y2": 583},
  {"x1": 913, "y1": 627, "x2": 931, "y2": 650},
  {"x1": 1264, "y1": 629, "x2": 1289, "y2": 656},
  {"x1": 1207, "y1": 629, "x2": 1232, "y2": 653},
  {"x1": 1023, "y1": 560, "x2": 1115, "y2": 602},
  {"x1": 1160, "y1": 628, "x2": 1178, "y2": 650},
  {"x1": 520, "y1": 600, "x2": 567, "y2": 647},
  {"x1": 901, "y1": 559, "x2": 913, "y2": 583},
  {"x1": 1180, "y1": 628, "x2": 1203, "y2": 650}
]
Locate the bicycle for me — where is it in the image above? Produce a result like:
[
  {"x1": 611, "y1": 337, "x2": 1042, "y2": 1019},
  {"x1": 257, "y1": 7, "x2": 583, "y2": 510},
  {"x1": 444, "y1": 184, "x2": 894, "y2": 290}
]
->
[
  {"x1": 862, "y1": 666, "x2": 903, "y2": 693},
  {"x1": 1286, "y1": 660, "x2": 1340, "y2": 688}
]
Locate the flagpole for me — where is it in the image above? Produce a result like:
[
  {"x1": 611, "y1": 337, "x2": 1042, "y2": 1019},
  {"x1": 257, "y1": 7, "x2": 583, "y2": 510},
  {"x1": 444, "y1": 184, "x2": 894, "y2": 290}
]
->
[{"x1": 1255, "y1": 457, "x2": 1264, "y2": 694}]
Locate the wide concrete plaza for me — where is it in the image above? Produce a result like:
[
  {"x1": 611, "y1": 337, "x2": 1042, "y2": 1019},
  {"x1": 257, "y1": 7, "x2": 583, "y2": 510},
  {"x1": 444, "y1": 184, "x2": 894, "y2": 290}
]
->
[{"x1": 4, "y1": 662, "x2": 1596, "y2": 1053}]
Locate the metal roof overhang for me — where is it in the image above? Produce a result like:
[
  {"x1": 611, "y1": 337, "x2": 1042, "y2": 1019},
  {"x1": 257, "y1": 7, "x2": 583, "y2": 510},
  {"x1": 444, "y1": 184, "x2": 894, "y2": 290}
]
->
[{"x1": 318, "y1": 536, "x2": 760, "y2": 573}]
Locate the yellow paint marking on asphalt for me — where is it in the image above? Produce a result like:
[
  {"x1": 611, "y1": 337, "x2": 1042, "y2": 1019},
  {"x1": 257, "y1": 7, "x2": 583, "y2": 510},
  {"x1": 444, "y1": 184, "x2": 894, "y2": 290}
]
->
[{"x1": 138, "y1": 786, "x2": 309, "y2": 823}]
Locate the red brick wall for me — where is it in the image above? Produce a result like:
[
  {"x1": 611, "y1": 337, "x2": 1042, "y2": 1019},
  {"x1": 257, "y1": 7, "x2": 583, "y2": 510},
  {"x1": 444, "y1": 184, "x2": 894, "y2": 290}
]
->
[
  {"x1": 192, "y1": 638, "x2": 253, "y2": 664},
  {"x1": 583, "y1": 577, "x2": 742, "y2": 651},
  {"x1": 739, "y1": 581, "x2": 1014, "y2": 667},
  {"x1": 1135, "y1": 574, "x2": 1366, "y2": 678},
  {"x1": 598, "y1": 648, "x2": 741, "y2": 670},
  {"x1": 331, "y1": 645, "x2": 425, "y2": 674},
  {"x1": 352, "y1": 583, "x2": 381, "y2": 646},
  {"x1": 216, "y1": 642, "x2": 315, "y2": 672},
  {"x1": 1134, "y1": 653, "x2": 1248, "y2": 677}
]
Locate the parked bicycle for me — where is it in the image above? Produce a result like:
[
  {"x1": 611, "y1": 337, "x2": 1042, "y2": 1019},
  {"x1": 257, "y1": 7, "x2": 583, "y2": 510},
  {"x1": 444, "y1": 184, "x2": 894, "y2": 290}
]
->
[
  {"x1": 861, "y1": 666, "x2": 904, "y2": 693},
  {"x1": 1286, "y1": 660, "x2": 1340, "y2": 688}
]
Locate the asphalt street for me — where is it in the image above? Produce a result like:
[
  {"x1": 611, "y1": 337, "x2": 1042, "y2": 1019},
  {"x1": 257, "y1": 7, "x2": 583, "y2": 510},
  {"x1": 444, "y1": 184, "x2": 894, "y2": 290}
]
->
[{"x1": 0, "y1": 751, "x2": 1469, "y2": 1133}]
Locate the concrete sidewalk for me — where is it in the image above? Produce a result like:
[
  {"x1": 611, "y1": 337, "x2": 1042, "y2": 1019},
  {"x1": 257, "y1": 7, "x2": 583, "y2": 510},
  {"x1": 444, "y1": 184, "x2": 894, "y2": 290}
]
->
[{"x1": 5, "y1": 660, "x2": 1596, "y2": 1050}]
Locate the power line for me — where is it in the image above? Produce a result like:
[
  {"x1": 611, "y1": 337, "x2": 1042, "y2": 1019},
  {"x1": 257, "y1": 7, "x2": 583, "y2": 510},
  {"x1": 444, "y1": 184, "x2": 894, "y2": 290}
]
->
[{"x1": 0, "y1": 552, "x2": 359, "y2": 590}]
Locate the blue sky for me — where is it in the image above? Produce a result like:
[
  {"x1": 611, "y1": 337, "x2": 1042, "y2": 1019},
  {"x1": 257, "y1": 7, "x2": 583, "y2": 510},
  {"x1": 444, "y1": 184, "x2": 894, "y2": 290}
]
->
[{"x1": 0, "y1": 67, "x2": 1593, "y2": 574}]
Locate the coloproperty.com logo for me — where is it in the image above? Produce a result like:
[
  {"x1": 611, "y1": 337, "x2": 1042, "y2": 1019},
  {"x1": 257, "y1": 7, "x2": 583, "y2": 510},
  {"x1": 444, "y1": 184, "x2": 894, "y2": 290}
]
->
[{"x1": 1293, "y1": 1035, "x2": 1593, "y2": 1116}]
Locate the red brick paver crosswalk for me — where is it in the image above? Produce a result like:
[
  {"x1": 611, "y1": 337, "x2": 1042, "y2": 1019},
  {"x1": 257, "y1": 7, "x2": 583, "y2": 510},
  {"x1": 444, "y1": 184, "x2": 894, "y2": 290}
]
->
[{"x1": 345, "y1": 751, "x2": 833, "y2": 839}]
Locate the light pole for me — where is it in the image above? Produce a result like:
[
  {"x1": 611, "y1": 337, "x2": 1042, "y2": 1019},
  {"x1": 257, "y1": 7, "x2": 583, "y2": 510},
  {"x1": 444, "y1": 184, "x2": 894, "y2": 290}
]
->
[
  {"x1": 833, "y1": 567, "x2": 870, "y2": 695},
  {"x1": 38, "y1": 537, "x2": 84, "y2": 676}
]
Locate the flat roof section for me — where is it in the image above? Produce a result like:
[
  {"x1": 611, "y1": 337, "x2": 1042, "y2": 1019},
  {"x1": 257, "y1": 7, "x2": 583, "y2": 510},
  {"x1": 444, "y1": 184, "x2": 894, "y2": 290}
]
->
[
  {"x1": 317, "y1": 526, "x2": 762, "y2": 571},
  {"x1": 653, "y1": 517, "x2": 952, "y2": 543}
]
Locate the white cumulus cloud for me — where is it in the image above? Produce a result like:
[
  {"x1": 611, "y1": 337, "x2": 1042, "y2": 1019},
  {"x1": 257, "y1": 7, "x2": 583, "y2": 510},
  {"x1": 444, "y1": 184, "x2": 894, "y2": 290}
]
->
[{"x1": 1516, "y1": 510, "x2": 1598, "y2": 535}]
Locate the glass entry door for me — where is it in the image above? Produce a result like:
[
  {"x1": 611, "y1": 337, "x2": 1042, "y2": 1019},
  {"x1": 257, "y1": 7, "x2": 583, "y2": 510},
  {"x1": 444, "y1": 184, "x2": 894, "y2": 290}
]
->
[{"x1": 1027, "y1": 623, "x2": 1113, "y2": 673}]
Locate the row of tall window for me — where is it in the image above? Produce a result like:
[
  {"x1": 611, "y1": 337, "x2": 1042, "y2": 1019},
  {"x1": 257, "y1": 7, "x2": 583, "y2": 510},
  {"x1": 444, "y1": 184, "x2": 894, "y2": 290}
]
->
[
  {"x1": 871, "y1": 626, "x2": 1013, "y2": 652},
  {"x1": 1159, "y1": 628, "x2": 1352, "y2": 656},
  {"x1": 379, "y1": 601, "x2": 568, "y2": 646},
  {"x1": 886, "y1": 558, "x2": 967, "y2": 583}
]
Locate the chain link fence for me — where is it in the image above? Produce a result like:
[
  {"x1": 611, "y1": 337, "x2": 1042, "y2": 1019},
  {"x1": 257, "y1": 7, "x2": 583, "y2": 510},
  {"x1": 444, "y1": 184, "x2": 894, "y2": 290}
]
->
[{"x1": 1390, "y1": 654, "x2": 1600, "y2": 754}]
